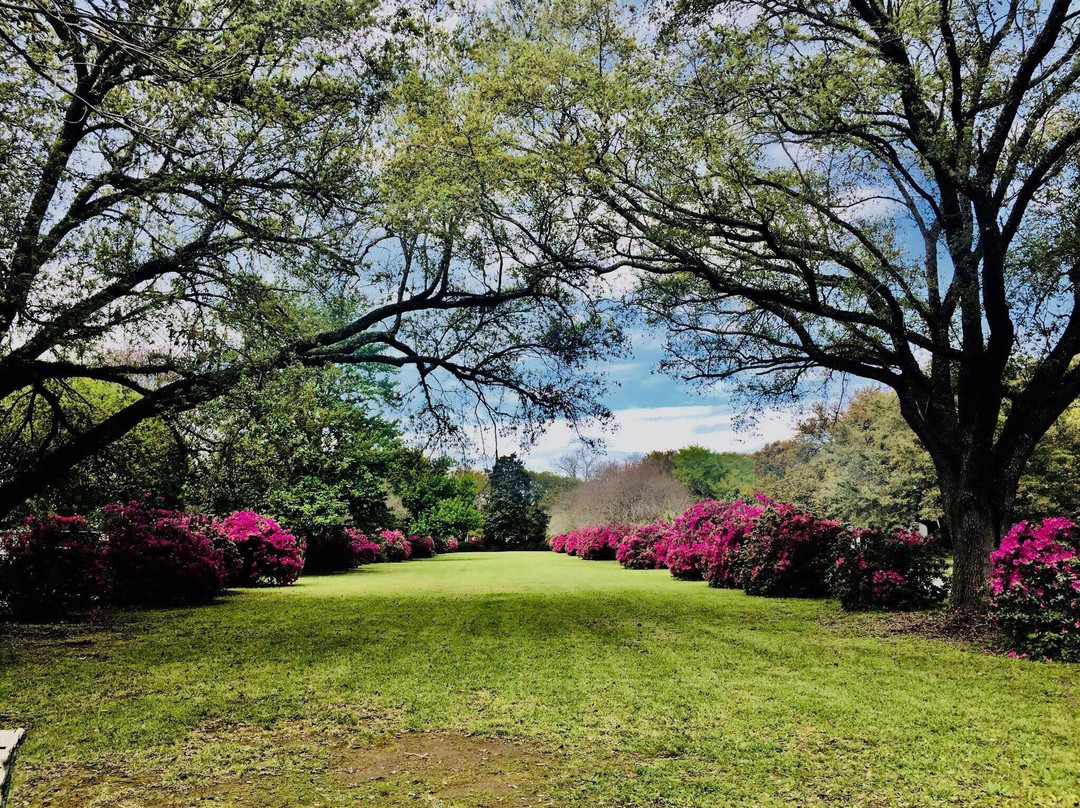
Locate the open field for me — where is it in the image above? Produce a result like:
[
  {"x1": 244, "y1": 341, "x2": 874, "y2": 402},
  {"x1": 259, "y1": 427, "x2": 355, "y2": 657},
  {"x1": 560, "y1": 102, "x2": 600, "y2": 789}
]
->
[{"x1": 1, "y1": 552, "x2": 1077, "y2": 807}]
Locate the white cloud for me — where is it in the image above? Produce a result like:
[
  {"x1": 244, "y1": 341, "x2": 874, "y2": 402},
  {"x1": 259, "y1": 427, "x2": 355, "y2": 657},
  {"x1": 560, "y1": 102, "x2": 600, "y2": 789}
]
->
[{"x1": 477, "y1": 404, "x2": 798, "y2": 472}]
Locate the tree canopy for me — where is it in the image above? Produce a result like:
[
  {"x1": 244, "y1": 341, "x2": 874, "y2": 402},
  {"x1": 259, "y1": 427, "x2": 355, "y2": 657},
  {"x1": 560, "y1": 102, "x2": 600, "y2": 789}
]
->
[
  {"x1": 402, "y1": 0, "x2": 1080, "y2": 608},
  {"x1": 0, "y1": 0, "x2": 620, "y2": 519}
]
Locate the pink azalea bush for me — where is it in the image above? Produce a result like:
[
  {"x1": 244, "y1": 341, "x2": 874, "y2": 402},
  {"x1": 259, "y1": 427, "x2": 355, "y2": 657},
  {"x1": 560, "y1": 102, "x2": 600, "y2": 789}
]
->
[
  {"x1": 349, "y1": 530, "x2": 380, "y2": 566},
  {"x1": 445, "y1": 537, "x2": 460, "y2": 552},
  {"x1": 103, "y1": 501, "x2": 225, "y2": 607},
  {"x1": 303, "y1": 528, "x2": 378, "y2": 573},
  {"x1": 737, "y1": 504, "x2": 844, "y2": 597},
  {"x1": 829, "y1": 527, "x2": 948, "y2": 610},
  {"x1": 464, "y1": 534, "x2": 485, "y2": 551},
  {"x1": 409, "y1": 535, "x2": 436, "y2": 559},
  {"x1": 376, "y1": 529, "x2": 412, "y2": 562},
  {"x1": 688, "y1": 499, "x2": 769, "y2": 588},
  {"x1": 615, "y1": 523, "x2": 673, "y2": 570},
  {"x1": 218, "y1": 511, "x2": 304, "y2": 586},
  {"x1": 990, "y1": 518, "x2": 1080, "y2": 662},
  {"x1": 0, "y1": 514, "x2": 105, "y2": 620},
  {"x1": 666, "y1": 541, "x2": 709, "y2": 580}
]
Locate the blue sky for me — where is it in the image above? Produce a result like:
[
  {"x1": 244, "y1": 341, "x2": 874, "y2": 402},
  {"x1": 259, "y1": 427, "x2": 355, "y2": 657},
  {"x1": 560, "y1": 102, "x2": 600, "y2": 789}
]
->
[{"x1": 503, "y1": 329, "x2": 800, "y2": 472}]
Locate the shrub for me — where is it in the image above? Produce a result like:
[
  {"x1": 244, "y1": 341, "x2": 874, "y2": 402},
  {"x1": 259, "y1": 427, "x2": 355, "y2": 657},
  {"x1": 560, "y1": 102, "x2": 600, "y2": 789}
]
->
[
  {"x1": 0, "y1": 515, "x2": 104, "y2": 620},
  {"x1": 302, "y1": 528, "x2": 378, "y2": 573},
  {"x1": 103, "y1": 501, "x2": 225, "y2": 608},
  {"x1": 409, "y1": 535, "x2": 436, "y2": 559},
  {"x1": 990, "y1": 518, "x2": 1080, "y2": 662},
  {"x1": 219, "y1": 511, "x2": 304, "y2": 586},
  {"x1": 737, "y1": 505, "x2": 843, "y2": 597},
  {"x1": 577, "y1": 525, "x2": 630, "y2": 560},
  {"x1": 829, "y1": 527, "x2": 948, "y2": 610},
  {"x1": 464, "y1": 535, "x2": 485, "y2": 551},
  {"x1": 550, "y1": 533, "x2": 567, "y2": 553},
  {"x1": 376, "y1": 529, "x2": 412, "y2": 562},
  {"x1": 671, "y1": 499, "x2": 768, "y2": 588},
  {"x1": 666, "y1": 542, "x2": 709, "y2": 580},
  {"x1": 445, "y1": 537, "x2": 460, "y2": 553},
  {"x1": 349, "y1": 530, "x2": 380, "y2": 565},
  {"x1": 616, "y1": 523, "x2": 672, "y2": 570}
]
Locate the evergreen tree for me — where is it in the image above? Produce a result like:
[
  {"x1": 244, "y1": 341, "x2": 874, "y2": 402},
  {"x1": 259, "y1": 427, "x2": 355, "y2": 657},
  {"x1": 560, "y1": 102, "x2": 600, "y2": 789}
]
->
[{"x1": 484, "y1": 455, "x2": 548, "y2": 550}]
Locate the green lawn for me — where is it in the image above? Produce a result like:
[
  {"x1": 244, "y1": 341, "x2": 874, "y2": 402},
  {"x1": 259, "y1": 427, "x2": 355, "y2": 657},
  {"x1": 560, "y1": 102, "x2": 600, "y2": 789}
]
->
[{"x1": 1, "y1": 552, "x2": 1077, "y2": 807}]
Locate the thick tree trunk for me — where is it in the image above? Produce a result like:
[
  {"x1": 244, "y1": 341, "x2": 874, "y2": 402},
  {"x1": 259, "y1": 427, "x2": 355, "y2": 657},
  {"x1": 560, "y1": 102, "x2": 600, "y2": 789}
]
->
[
  {"x1": 940, "y1": 485, "x2": 1000, "y2": 612},
  {"x1": 937, "y1": 466, "x2": 1010, "y2": 613}
]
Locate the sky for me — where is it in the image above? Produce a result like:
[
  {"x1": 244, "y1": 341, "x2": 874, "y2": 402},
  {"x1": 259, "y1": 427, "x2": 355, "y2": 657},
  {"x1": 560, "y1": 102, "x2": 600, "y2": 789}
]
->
[{"x1": 493, "y1": 329, "x2": 800, "y2": 473}]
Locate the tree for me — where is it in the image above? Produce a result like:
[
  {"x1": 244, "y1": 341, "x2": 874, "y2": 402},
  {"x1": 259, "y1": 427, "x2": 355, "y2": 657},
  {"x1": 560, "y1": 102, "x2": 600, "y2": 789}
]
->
[
  {"x1": 0, "y1": 0, "x2": 619, "y2": 520},
  {"x1": 556, "y1": 455, "x2": 695, "y2": 529},
  {"x1": 183, "y1": 364, "x2": 399, "y2": 535},
  {"x1": 390, "y1": 449, "x2": 483, "y2": 544},
  {"x1": 427, "y1": 0, "x2": 1080, "y2": 609},
  {"x1": 483, "y1": 454, "x2": 548, "y2": 549},
  {"x1": 753, "y1": 390, "x2": 940, "y2": 530},
  {"x1": 556, "y1": 442, "x2": 604, "y2": 480},
  {"x1": 646, "y1": 446, "x2": 756, "y2": 501}
]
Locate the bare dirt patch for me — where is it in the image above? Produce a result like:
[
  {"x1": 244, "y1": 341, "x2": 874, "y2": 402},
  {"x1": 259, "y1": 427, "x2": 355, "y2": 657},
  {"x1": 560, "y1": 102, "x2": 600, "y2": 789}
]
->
[
  {"x1": 822, "y1": 609, "x2": 999, "y2": 649},
  {"x1": 15, "y1": 721, "x2": 562, "y2": 808}
]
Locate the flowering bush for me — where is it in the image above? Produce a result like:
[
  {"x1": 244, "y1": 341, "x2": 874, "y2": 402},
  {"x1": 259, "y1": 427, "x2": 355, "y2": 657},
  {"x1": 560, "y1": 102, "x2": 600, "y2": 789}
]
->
[
  {"x1": 409, "y1": 535, "x2": 436, "y2": 559},
  {"x1": 550, "y1": 533, "x2": 567, "y2": 553},
  {"x1": 666, "y1": 542, "x2": 709, "y2": 580},
  {"x1": 679, "y1": 499, "x2": 769, "y2": 589},
  {"x1": 445, "y1": 537, "x2": 460, "y2": 552},
  {"x1": 103, "y1": 501, "x2": 225, "y2": 608},
  {"x1": 302, "y1": 528, "x2": 368, "y2": 574},
  {"x1": 218, "y1": 512, "x2": 304, "y2": 586},
  {"x1": 737, "y1": 505, "x2": 844, "y2": 597},
  {"x1": 616, "y1": 523, "x2": 672, "y2": 570},
  {"x1": 0, "y1": 515, "x2": 105, "y2": 620},
  {"x1": 350, "y1": 530, "x2": 380, "y2": 566},
  {"x1": 376, "y1": 530, "x2": 412, "y2": 562},
  {"x1": 829, "y1": 527, "x2": 948, "y2": 610},
  {"x1": 990, "y1": 518, "x2": 1080, "y2": 662}
]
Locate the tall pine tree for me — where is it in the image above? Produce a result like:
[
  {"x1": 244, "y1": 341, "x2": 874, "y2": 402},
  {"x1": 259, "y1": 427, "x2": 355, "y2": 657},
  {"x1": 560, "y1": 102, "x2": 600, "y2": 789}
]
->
[{"x1": 484, "y1": 455, "x2": 548, "y2": 550}]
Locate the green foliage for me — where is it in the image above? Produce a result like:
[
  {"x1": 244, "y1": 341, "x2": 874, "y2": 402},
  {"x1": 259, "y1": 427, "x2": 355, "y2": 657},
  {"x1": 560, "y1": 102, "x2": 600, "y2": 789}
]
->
[
  {"x1": 185, "y1": 365, "x2": 399, "y2": 536},
  {"x1": 755, "y1": 388, "x2": 1080, "y2": 530},
  {"x1": 754, "y1": 390, "x2": 941, "y2": 529},
  {"x1": 528, "y1": 470, "x2": 580, "y2": 512},
  {"x1": 483, "y1": 454, "x2": 548, "y2": 549},
  {"x1": 646, "y1": 446, "x2": 756, "y2": 501},
  {"x1": 389, "y1": 450, "x2": 484, "y2": 547}
]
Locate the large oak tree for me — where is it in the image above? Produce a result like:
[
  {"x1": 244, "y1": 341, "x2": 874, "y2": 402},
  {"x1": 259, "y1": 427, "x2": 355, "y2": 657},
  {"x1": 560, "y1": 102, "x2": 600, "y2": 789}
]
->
[
  {"x1": 0, "y1": 0, "x2": 619, "y2": 519},
  {"x1": 420, "y1": 0, "x2": 1080, "y2": 609}
]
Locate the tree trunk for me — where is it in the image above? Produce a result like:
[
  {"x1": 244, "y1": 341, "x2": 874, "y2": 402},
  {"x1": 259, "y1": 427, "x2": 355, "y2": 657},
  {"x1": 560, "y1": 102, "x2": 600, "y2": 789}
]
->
[{"x1": 939, "y1": 472, "x2": 1014, "y2": 613}]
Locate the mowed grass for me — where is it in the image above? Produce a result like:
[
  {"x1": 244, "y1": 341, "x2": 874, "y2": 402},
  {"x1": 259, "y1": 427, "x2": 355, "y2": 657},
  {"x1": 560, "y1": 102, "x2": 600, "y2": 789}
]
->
[{"x1": 1, "y1": 552, "x2": 1078, "y2": 807}]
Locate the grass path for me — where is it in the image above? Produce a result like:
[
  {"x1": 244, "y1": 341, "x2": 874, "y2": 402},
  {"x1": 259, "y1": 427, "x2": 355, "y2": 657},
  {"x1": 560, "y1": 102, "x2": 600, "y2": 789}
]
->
[{"x1": 1, "y1": 552, "x2": 1078, "y2": 806}]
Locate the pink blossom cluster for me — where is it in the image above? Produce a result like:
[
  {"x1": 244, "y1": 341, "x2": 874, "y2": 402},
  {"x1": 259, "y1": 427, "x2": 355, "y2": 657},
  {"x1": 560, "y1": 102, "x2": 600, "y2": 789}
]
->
[
  {"x1": 550, "y1": 524, "x2": 632, "y2": 560},
  {"x1": 738, "y1": 504, "x2": 844, "y2": 597},
  {"x1": 376, "y1": 530, "x2": 412, "y2": 562},
  {"x1": 102, "y1": 500, "x2": 226, "y2": 607},
  {"x1": 218, "y1": 511, "x2": 304, "y2": 586},
  {"x1": 990, "y1": 518, "x2": 1080, "y2": 662},
  {"x1": 615, "y1": 523, "x2": 675, "y2": 570},
  {"x1": 346, "y1": 529, "x2": 380, "y2": 566},
  {"x1": 409, "y1": 535, "x2": 436, "y2": 559},
  {"x1": 0, "y1": 514, "x2": 105, "y2": 619},
  {"x1": 829, "y1": 527, "x2": 947, "y2": 610}
]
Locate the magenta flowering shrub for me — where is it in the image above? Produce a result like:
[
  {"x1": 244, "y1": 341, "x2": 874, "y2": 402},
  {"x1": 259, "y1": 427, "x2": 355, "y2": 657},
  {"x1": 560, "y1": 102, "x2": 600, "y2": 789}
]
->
[
  {"x1": 990, "y1": 518, "x2": 1080, "y2": 662},
  {"x1": 349, "y1": 530, "x2": 380, "y2": 566},
  {"x1": 376, "y1": 530, "x2": 412, "y2": 562},
  {"x1": 553, "y1": 525, "x2": 633, "y2": 560},
  {"x1": 829, "y1": 527, "x2": 948, "y2": 610},
  {"x1": 550, "y1": 533, "x2": 567, "y2": 553},
  {"x1": 409, "y1": 535, "x2": 436, "y2": 559},
  {"x1": 666, "y1": 542, "x2": 709, "y2": 580},
  {"x1": 0, "y1": 514, "x2": 105, "y2": 620},
  {"x1": 445, "y1": 537, "x2": 460, "y2": 552},
  {"x1": 616, "y1": 523, "x2": 673, "y2": 570},
  {"x1": 218, "y1": 512, "x2": 304, "y2": 586},
  {"x1": 737, "y1": 505, "x2": 843, "y2": 597},
  {"x1": 464, "y1": 534, "x2": 485, "y2": 551},
  {"x1": 680, "y1": 499, "x2": 769, "y2": 589},
  {"x1": 103, "y1": 502, "x2": 225, "y2": 608}
]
